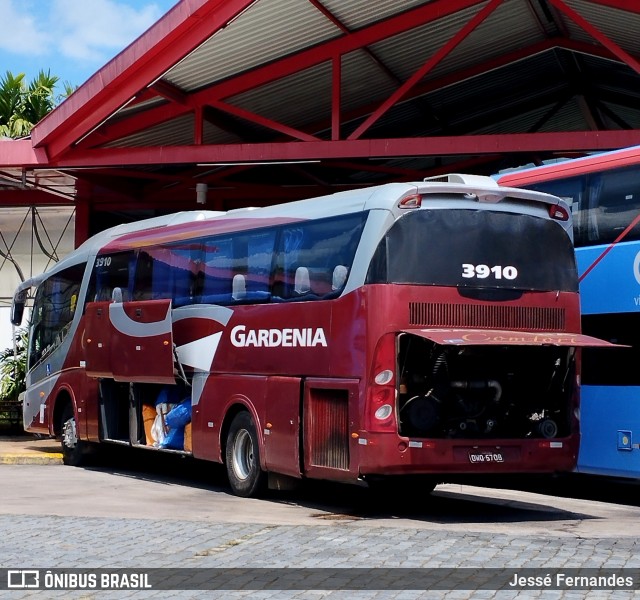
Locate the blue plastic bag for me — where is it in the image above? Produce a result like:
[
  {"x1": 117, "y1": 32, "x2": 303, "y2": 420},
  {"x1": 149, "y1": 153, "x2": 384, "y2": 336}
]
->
[
  {"x1": 160, "y1": 426, "x2": 185, "y2": 450},
  {"x1": 155, "y1": 386, "x2": 182, "y2": 407},
  {"x1": 165, "y1": 399, "x2": 192, "y2": 429}
]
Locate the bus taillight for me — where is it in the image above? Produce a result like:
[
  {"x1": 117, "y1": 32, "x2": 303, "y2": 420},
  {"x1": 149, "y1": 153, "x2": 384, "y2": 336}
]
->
[
  {"x1": 398, "y1": 194, "x2": 422, "y2": 209},
  {"x1": 548, "y1": 204, "x2": 569, "y2": 221},
  {"x1": 366, "y1": 334, "x2": 398, "y2": 432}
]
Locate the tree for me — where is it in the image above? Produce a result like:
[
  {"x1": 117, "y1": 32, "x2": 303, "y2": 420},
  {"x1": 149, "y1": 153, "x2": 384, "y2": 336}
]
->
[
  {"x1": 0, "y1": 327, "x2": 28, "y2": 403},
  {"x1": 0, "y1": 70, "x2": 60, "y2": 138}
]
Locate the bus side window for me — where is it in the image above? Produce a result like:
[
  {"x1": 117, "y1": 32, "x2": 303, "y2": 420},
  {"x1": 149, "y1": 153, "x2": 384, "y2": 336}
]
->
[
  {"x1": 589, "y1": 168, "x2": 640, "y2": 245},
  {"x1": 88, "y1": 252, "x2": 135, "y2": 304},
  {"x1": 273, "y1": 214, "x2": 364, "y2": 301}
]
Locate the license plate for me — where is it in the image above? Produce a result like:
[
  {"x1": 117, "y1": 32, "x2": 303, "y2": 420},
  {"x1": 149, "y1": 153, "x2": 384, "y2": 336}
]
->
[{"x1": 468, "y1": 452, "x2": 505, "y2": 464}]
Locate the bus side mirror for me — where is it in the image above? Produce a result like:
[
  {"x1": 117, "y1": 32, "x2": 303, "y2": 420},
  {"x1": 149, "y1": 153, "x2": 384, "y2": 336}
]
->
[{"x1": 11, "y1": 291, "x2": 27, "y2": 326}]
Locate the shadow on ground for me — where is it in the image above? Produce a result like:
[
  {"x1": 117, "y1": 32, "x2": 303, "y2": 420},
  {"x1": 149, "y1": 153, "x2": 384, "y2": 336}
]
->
[{"x1": 66, "y1": 443, "x2": 616, "y2": 526}]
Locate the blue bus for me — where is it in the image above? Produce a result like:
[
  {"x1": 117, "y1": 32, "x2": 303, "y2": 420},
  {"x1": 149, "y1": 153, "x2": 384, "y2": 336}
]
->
[{"x1": 498, "y1": 147, "x2": 640, "y2": 478}]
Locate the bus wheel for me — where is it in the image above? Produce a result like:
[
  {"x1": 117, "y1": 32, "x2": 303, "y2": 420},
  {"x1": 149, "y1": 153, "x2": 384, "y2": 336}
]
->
[
  {"x1": 225, "y1": 412, "x2": 266, "y2": 497},
  {"x1": 61, "y1": 404, "x2": 86, "y2": 467}
]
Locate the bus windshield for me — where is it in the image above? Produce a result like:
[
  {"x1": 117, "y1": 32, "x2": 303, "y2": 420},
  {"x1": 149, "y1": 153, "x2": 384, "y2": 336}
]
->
[{"x1": 367, "y1": 209, "x2": 578, "y2": 292}]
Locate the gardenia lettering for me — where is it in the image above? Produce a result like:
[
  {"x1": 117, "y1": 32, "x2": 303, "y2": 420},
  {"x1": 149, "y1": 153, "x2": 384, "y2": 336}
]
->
[{"x1": 231, "y1": 325, "x2": 327, "y2": 348}]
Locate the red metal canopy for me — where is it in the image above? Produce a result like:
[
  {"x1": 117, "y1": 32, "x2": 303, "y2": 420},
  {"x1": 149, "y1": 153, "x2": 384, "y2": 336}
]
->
[{"x1": 1, "y1": 0, "x2": 640, "y2": 243}]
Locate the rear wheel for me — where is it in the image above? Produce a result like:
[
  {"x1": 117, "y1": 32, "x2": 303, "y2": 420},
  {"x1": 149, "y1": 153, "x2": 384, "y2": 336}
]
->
[
  {"x1": 61, "y1": 404, "x2": 87, "y2": 466},
  {"x1": 225, "y1": 412, "x2": 266, "y2": 497}
]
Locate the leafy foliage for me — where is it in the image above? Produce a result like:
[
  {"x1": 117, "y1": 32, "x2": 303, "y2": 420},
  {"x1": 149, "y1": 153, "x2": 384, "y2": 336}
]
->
[
  {"x1": 0, "y1": 70, "x2": 60, "y2": 138},
  {"x1": 0, "y1": 328, "x2": 28, "y2": 402}
]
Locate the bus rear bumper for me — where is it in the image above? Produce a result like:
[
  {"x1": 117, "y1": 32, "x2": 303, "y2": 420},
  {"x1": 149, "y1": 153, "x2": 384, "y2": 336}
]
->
[{"x1": 356, "y1": 434, "x2": 578, "y2": 476}]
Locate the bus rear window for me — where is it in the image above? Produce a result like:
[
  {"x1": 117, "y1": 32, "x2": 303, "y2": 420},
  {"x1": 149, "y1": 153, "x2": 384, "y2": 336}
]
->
[{"x1": 366, "y1": 209, "x2": 578, "y2": 292}]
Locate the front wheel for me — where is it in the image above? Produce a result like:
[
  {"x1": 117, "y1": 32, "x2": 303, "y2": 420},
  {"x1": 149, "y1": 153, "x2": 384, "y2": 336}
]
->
[
  {"x1": 60, "y1": 404, "x2": 87, "y2": 466},
  {"x1": 225, "y1": 412, "x2": 266, "y2": 497}
]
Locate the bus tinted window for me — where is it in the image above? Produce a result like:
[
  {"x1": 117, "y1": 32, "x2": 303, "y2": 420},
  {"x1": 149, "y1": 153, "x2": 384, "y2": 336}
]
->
[
  {"x1": 92, "y1": 215, "x2": 364, "y2": 308},
  {"x1": 529, "y1": 167, "x2": 640, "y2": 247},
  {"x1": 366, "y1": 209, "x2": 578, "y2": 292},
  {"x1": 29, "y1": 263, "x2": 85, "y2": 368},
  {"x1": 272, "y1": 213, "x2": 365, "y2": 300},
  {"x1": 200, "y1": 229, "x2": 276, "y2": 303},
  {"x1": 135, "y1": 243, "x2": 200, "y2": 305},
  {"x1": 89, "y1": 252, "x2": 135, "y2": 302}
]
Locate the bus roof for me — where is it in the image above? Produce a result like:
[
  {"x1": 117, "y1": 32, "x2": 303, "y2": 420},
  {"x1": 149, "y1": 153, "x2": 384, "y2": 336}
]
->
[
  {"x1": 497, "y1": 144, "x2": 640, "y2": 187},
  {"x1": 15, "y1": 174, "x2": 567, "y2": 291}
]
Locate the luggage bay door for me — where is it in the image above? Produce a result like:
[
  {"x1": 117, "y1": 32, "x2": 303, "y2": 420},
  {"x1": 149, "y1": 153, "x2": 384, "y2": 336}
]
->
[{"x1": 84, "y1": 298, "x2": 176, "y2": 385}]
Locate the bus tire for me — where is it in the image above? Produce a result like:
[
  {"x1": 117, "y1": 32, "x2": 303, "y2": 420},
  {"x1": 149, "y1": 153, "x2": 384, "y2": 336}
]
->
[
  {"x1": 60, "y1": 403, "x2": 86, "y2": 467},
  {"x1": 225, "y1": 411, "x2": 266, "y2": 497}
]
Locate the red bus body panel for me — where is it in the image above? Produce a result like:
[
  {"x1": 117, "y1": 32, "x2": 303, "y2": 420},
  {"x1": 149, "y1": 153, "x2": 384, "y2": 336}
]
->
[{"x1": 25, "y1": 282, "x2": 584, "y2": 479}]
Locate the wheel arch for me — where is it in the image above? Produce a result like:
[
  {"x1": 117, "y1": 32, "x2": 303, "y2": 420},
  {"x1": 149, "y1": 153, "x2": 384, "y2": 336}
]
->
[
  {"x1": 52, "y1": 388, "x2": 75, "y2": 438},
  {"x1": 220, "y1": 399, "x2": 265, "y2": 470}
]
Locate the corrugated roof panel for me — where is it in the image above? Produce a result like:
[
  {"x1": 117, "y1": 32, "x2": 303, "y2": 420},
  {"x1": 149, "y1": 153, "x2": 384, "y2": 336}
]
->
[
  {"x1": 105, "y1": 114, "x2": 195, "y2": 147},
  {"x1": 601, "y1": 103, "x2": 640, "y2": 130},
  {"x1": 116, "y1": 96, "x2": 166, "y2": 119},
  {"x1": 369, "y1": 4, "x2": 481, "y2": 83},
  {"x1": 228, "y1": 62, "x2": 333, "y2": 132},
  {"x1": 579, "y1": 54, "x2": 640, "y2": 100},
  {"x1": 420, "y1": 52, "x2": 569, "y2": 127},
  {"x1": 369, "y1": 1, "x2": 544, "y2": 83},
  {"x1": 164, "y1": 0, "x2": 341, "y2": 92},
  {"x1": 363, "y1": 101, "x2": 430, "y2": 138},
  {"x1": 537, "y1": 98, "x2": 591, "y2": 133},
  {"x1": 202, "y1": 119, "x2": 245, "y2": 145},
  {"x1": 439, "y1": 0, "x2": 546, "y2": 75},
  {"x1": 563, "y1": 0, "x2": 640, "y2": 52},
  {"x1": 340, "y1": 49, "x2": 399, "y2": 114},
  {"x1": 469, "y1": 103, "x2": 585, "y2": 135}
]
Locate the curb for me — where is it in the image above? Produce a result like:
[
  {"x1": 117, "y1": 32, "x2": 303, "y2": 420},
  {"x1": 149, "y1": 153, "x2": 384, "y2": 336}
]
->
[
  {"x1": 0, "y1": 437, "x2": 64, "y2": 465},
  {"x1": 0, "y1": 453, "x2": 63, "y2": 465}
]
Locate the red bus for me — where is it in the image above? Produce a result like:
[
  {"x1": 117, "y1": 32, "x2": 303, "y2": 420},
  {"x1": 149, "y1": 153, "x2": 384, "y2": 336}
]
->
[{"x1": 11, "y1": 174, "x2": 614, "y2": 497}]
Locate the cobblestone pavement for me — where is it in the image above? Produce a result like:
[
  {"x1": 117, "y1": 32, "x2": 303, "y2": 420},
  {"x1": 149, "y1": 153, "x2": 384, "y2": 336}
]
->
[
  {"x1": 2, "y1": 498, "x2": 639, "y2": 598},
  {"x1": 1, "y1": 444, "x2": 639, "y2": 600}
]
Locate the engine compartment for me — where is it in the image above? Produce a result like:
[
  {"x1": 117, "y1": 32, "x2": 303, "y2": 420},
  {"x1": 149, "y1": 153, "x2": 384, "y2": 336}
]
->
[{"x1": 397, "y1": 333, "x2": 575, "y2": 440}]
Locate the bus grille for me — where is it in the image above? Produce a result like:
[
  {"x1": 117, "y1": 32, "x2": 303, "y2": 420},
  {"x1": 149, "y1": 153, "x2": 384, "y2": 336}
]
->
[
  {"x1": 409, "y1": 303, "x2": 565, "y2": 331},
  {"x1": 308, "y1": 389, "x2": 350, "y2": 471}
]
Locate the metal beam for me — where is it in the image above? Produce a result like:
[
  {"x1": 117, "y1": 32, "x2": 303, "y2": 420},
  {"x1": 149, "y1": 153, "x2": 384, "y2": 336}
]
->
[
  {"x1": 0, "y1": 140, "x2": 47, "y2": 167},
  {"x1": 209, "y1": 100, "x2": 321, "y2": 142},
  {"x1": 53, "y1": 131, "x2": 640, "y2": 167}
]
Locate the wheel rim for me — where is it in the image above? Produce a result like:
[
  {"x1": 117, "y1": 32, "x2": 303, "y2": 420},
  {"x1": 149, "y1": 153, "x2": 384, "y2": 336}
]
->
[
  {"x1": 231, "y1": 429, "x2": 254, "y2": 481},
  {"x1": 62, "y1": 416, "x2": 78, "y2": 449}
]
